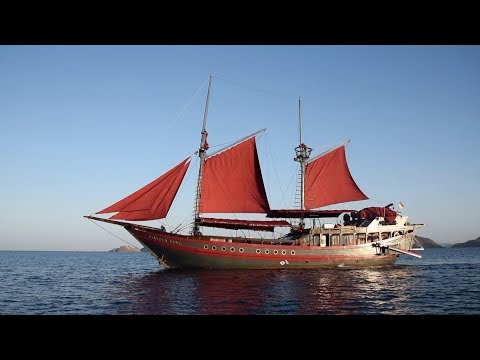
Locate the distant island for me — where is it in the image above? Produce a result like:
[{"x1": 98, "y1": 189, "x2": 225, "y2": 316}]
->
[
  {"x1": 415, "y1": 236, "x2": 442, "y2": 248},
  {"x1": 451, "y1": 236, "x2": 480, "y2": 248},
  {"x1": 109, "y1": 245, "x2": 140, "y2": 252}
]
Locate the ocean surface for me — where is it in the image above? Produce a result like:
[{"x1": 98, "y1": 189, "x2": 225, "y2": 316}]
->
[{"x1": 1, "y1": 248, "x2": 479, "y2": 315}]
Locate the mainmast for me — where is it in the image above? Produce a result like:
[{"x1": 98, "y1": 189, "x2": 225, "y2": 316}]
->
[
  {"x1": 193, "y1": 74, "x2": 212, "y2": 235},
  {"x1": 294, "y1": 97, "x2": 312, "y2": 228}
]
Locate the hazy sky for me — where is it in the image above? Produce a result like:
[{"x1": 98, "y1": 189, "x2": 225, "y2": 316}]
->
[{"x1": 1, "y1": 45, "x2": 479, "y2": 250}]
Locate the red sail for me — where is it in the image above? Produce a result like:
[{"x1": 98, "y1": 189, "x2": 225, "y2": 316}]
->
[
  {"x1": 200, "y1": 136, "x2": 270, "y2": 213},
  {"x1": 305, "y1": 145, "x2": 368, "y2": 209},
  {"x1": 96, "y1": 158, "x2": 191, "y2": 221}
]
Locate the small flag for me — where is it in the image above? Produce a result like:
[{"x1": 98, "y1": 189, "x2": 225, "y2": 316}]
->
[
  {"x1": 399, "y1": 201, "x2": 404, "y2": 209},
  {"x1": 204, "y1": 132, "x2": 209, "y2": 150}
]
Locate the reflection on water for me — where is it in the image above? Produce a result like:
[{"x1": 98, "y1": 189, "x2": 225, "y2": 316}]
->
[
  {"x1": 110, "y1": 248, "x2": 480, "y2": 314},
  {"x1": 112, "y1": 265, "x2": 428, "y2": 315}
]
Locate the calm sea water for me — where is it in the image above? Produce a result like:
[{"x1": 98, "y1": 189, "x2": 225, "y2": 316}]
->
[{"x1": 1, "y1": 248, "x2": 479, "y2": 315}]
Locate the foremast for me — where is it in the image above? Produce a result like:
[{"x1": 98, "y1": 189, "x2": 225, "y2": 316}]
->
[
  {"x1": 193, "y1": 74, "x2": 212, "y2": 235},
  {"x1": 293, "y1": 97, "x2": 312, "y2": 228}
]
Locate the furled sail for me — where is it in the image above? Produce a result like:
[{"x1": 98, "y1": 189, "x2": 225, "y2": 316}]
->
[
  {"x1": 304, "y1": 145, "x2": 368, "y2": 209},
  {"x1": 267, "y1": 209, "x2": 357, "y2": 219},
  {"x1": 359, "y1": 207, "x2": 397, "y2": 223},
  {"x1": 96, "y1": 158, "x2": 191, "y2": 221},
  {"x1": 198, "y1": 217, "x2": 290, "y2": 232},
  {"x1": 200, "y1": 136, "x2": 270, "y2": 213}
]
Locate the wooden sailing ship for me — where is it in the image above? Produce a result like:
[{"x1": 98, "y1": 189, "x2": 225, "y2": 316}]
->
[{"x1": 86, "y1": 75, "x2": 424, "y2": 269}]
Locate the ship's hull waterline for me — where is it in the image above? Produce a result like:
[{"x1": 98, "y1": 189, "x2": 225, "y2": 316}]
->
[{"x1": 126, "y1": 225, "x2": 417, "y2": 269}]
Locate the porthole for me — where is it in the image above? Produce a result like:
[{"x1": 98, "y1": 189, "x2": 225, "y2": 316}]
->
[
  {"x1": 222, "y1": 246, "x2": 226, "y2": 251},
  {"x1": 265, "y1": 249, "x2": 270, "y2": 254},
  {"x1": 230, "y1": 247, "x2": 235, "y2": 252},
  {"x1": 212, "y1": 246, "x2": 217, "y2": 250},
  {"x1": 273, "y1": 250, "x2": 278, "y2": 255},
  {"x1": 291, "y1": 250, "x2": 296, "y2": 255},
  {"x1": 281, "y1": 250, "x2": 286, "y2": 255},
  {"x1": 256, "y1": 249, "x2": 261, "y2": 254},
  {"x1": 239, "y1": 248, "x2": 244, "y2": 253},
  {"x1": 204, "y1": 245, "x2": 208, "y2": 250}
]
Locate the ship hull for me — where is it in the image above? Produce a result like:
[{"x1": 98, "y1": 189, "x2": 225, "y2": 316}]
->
[{"x1": 125, "y1": 225, "x2": 417, "y2": 269}]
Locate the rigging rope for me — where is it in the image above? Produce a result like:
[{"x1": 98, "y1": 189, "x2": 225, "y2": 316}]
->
[
  {"x1": 87, "y1": 218, "x2": 140, "y2": 250},
  {"x1": 165, "y1": 77, "x2": 209, "y2": 130},
  {"x1": 214, "y1": 75, "x2": 296, "y2": 100},
  {"x1": 264, "y1": 132, "x2": 291, "y2": 210}
]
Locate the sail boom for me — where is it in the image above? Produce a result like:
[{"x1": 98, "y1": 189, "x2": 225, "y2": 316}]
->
[
  {"x1": 206, "y1": 128, "x2": 266, "y2": 159},
  {"x1": 306, "y1": 139, "x2": 350, "y2": 164}
]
